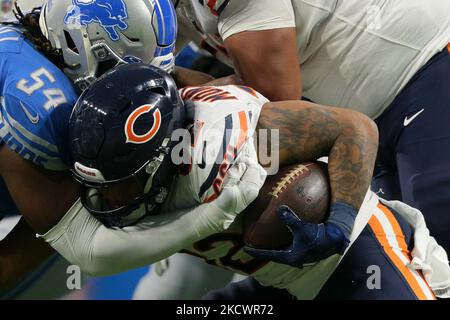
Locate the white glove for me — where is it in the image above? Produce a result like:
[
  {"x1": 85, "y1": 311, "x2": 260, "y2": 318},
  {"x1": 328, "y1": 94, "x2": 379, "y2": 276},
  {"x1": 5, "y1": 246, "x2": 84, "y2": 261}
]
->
[
  {"x1": 38, "y1": 158, "x2": 266, "y2": 276},
  {"x1": 197, "y1": 155, "x2": 267, "y2": 231}
]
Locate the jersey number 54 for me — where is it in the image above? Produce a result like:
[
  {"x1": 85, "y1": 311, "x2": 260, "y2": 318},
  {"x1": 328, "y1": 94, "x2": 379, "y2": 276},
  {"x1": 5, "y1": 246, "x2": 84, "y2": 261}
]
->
[{"x1": 17, "y1": 67, "x2": 68, "y2": 111}]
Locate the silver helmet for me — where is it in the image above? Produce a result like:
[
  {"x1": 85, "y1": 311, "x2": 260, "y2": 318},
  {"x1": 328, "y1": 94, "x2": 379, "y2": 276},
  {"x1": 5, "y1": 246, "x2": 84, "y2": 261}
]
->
[{"x1": 39, "y1": 0, "x2": 177, "y2": 91}]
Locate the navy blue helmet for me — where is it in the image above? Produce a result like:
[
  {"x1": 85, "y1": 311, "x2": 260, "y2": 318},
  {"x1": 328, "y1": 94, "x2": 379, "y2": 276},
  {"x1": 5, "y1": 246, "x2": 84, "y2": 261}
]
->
[{"x1": 69, "y1": 63, "x2": 185, "y2": 228}]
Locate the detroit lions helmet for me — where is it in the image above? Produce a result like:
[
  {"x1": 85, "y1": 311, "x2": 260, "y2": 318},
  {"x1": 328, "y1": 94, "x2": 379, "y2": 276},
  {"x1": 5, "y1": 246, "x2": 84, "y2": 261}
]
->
[
  {"x1": 69, "y1": 63, "x2": 185, "y2": 228},
  {"x1": 39, "y1": 0, "x2": 177, "y2": 91}
]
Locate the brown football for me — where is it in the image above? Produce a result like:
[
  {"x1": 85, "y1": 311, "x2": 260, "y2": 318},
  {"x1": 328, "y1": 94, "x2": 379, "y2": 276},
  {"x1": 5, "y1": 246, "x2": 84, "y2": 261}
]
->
[{"x1": 242, "y1": 162, "x2": 331, "y2": 250}]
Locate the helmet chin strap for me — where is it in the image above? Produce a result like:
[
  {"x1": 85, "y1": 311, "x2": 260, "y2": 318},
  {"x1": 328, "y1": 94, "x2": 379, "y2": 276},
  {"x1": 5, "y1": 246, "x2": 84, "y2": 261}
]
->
[
  {"x1": 92, "y1": 42, "x2": 128, "y2": 65},
  {"x1": 73, "y1": 42, "x2": 143, "y2": 91},
  {"x1": 69, "y1": 31, "x2": 99, "y2": 91},
  {"x1": 143, "y1": 138, "x2": 172, "y2": 202},
  {"x1": 38, "y1": 3, "x2": 49, "y2": 39},
  {"x1": 143, "y1": 154, "x2": 164, "y2": 194},
  {"x1": 120, "y1": 202, "x2": 149, "y2": 227}
]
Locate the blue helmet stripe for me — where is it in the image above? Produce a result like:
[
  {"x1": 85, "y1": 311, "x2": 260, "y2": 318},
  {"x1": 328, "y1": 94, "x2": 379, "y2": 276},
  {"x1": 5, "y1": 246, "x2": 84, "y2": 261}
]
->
[
  {"x1": 161, "y1": 0, "x2": 177, "y2": 46},
  {"x1": 166, "y1": 0, "x2": 178, "y2": 43},
  {"x1": 160, "y1": 58, "x2": 173, "y2": 66},
  {"x1": 153, "y1": 0, "x2": 177, "y2": 49},
  {"x1": 155, "y1": 43, "x2": 176, "y2": 57},
  {"x1": 153, "y1": 0, "x2": 165, "y2": 46}
]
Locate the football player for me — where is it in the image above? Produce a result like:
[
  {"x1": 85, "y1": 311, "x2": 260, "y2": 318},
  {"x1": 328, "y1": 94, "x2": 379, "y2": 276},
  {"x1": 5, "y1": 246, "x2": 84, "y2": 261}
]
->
[
  {"x1": 174, "y1": 0, "x2": 450, "y2": 256},
  {"x1": 40, "y1": 63, "x2": 449, "y2": 299},
  {"x1": 1, "y1": 0, "x2": 244, "y2": 300},
  {"x1": 141, "y1": 0, "x2": 450, "y2": 298},
  {"x1": 0, "y1": 7, "x2": 79, "y2": 297},
  {"x1": 42, "y1": 0, "x2": 241, "y2": 300},
  {"x1": 0, "y1": 0, "x2": 216, "y2": 298}
]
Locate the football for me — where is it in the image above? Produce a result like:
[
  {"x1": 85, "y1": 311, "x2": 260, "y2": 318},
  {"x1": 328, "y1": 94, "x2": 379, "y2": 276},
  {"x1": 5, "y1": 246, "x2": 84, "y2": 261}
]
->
[{"x1": 242, "y1": 162, "x2": 331, "y2": 250}]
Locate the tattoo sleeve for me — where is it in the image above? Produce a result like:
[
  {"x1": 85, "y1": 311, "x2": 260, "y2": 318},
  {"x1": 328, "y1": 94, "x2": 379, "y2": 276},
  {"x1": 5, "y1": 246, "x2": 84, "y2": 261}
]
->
[{"x1": 257, "y1": 101, "x2": 379, "y2": 211}]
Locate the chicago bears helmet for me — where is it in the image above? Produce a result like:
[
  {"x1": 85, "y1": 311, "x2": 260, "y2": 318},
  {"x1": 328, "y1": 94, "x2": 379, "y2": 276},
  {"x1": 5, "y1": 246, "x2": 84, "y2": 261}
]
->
[
  {"x1": 69, "y1": 63, "x2": 185, "y2": 228},
  {"x1": 39, "y1": 0, "x2": 177, "y2": 91}
]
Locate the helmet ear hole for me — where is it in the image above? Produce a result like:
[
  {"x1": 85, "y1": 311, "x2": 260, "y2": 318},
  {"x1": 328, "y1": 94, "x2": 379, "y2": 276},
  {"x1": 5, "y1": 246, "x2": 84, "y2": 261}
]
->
[
  {"x1": 64, "y1": 30, "x2": 79, "y2": 54},
  {"x1": 96, "y1": 59, "x2": 120, "y2": 78},
  {"x1": 146, "y1": 86, "x2": 166, "y2": 96},
  {"x1": 123, "y1": 34, "x2": 141, "y2": 43}
]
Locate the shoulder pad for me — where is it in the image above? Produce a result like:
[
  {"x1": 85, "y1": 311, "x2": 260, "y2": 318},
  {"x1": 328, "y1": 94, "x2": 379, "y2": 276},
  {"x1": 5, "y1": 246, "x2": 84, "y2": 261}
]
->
[{"x1": 0, "y1": 26, "x2": 23, "y2": 53}]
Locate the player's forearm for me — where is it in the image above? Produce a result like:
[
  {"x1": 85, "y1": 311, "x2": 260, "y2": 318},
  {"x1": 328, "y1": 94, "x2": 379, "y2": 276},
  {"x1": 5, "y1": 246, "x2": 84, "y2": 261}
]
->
[
  {"x1": 39, "y1": 159, "x2": 265, "y2": 276},
  {"x1": 38, "y1": 199, "x2": 236, "y2": 276},
  {"x1": 225, "y1": 28, "x2": 302, "y2": 101},
  {"x1": 0, "y1": 146, "x2": 81, "y2": 234},
  {"x1": 258, "y1": 101, "x2": 378, "y2": 211},
  {"x1": 327, "y1": 111, "x2": 378, "y2": 211}
]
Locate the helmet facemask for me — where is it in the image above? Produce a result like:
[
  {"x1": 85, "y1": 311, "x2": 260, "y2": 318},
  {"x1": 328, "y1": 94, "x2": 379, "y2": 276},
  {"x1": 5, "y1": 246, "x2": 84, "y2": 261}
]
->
[
  {"x1": 74, "y1": 139, "x2": 174, "y2": 228},
  {"x1": 69, "y1": 63, "x2": 185, "y2": 228}
]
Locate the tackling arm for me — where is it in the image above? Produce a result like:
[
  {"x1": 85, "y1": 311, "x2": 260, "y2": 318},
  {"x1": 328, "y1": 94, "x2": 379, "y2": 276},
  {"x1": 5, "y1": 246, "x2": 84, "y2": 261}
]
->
[
  {"x1": 224, "y1": 28, "x2": 302, "y2": 101},
  {"x1": 258, "y1": 101, "x2": 378, "y2": 211},
  {"x1": 38, "y1": 159, "x2": 266, "y2": 276},
  {"x1": 0, "y1": 145, "x2": 78, "y2": 291},
  {"x1": 173, "y1": 67, "x2": 241, "y2": 87},
  {"x1": 0, "y1": 145, "x2": 80, "y2": 234}
]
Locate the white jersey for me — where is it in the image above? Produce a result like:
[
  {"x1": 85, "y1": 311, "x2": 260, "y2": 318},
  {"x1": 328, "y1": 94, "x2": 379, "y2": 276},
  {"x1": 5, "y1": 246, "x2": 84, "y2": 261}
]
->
[
  {"x1": 160, "y1": 85, "x2": 378, "y2": 299},
  {"x1": 163, "y1": 85, "x2": 267, "y2": 209},
  {"x1": 176, "y1": 0, "x2": 450, "y2": 119},
  {"x1": 40, "y1": 85, "x2": 443, "y2": 299}
]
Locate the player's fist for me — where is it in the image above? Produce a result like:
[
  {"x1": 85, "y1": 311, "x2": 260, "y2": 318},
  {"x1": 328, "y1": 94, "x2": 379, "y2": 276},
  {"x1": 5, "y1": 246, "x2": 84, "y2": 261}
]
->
[
  {"x1": 245, "y1": 206, "x2": 350, "y2": 267},
  {"x1": 201, "y1": 155, "x2": 266, "y2": 232},
  {"x1": 217, "y1": 155, "x2": 267, "y2": 215}
]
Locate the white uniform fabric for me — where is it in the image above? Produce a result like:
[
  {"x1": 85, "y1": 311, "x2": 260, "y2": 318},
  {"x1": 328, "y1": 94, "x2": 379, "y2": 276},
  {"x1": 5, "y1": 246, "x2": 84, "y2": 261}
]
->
[
  {"x1": 177, "y1": 0, "x2": 450, "y2": 119},
  {"x1": 38, "y1": 86, "x2": 268, "y2": 276},
  {"x1": 380, "y1": 198, "x2": 450, "y2": 298},
  {"x1": 165, "y1": 85, "x2": 267, "y2": 208},
  {"x1": 0, "y1": 215, "x2": 21, "y2": 241},
  {"x1": 178, "y1": 186, "x2": 374, "y2": 300}
]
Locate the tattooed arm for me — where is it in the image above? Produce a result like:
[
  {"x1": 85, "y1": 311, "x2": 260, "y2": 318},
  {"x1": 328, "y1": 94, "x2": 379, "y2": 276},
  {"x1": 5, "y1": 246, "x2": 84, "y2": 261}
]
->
[
  {"x1": 247, "y1": 100, "x2": 378, "y2": 266},
  {"x1": 257, "y1": 100, "x2": 378, "y2": 211}
]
